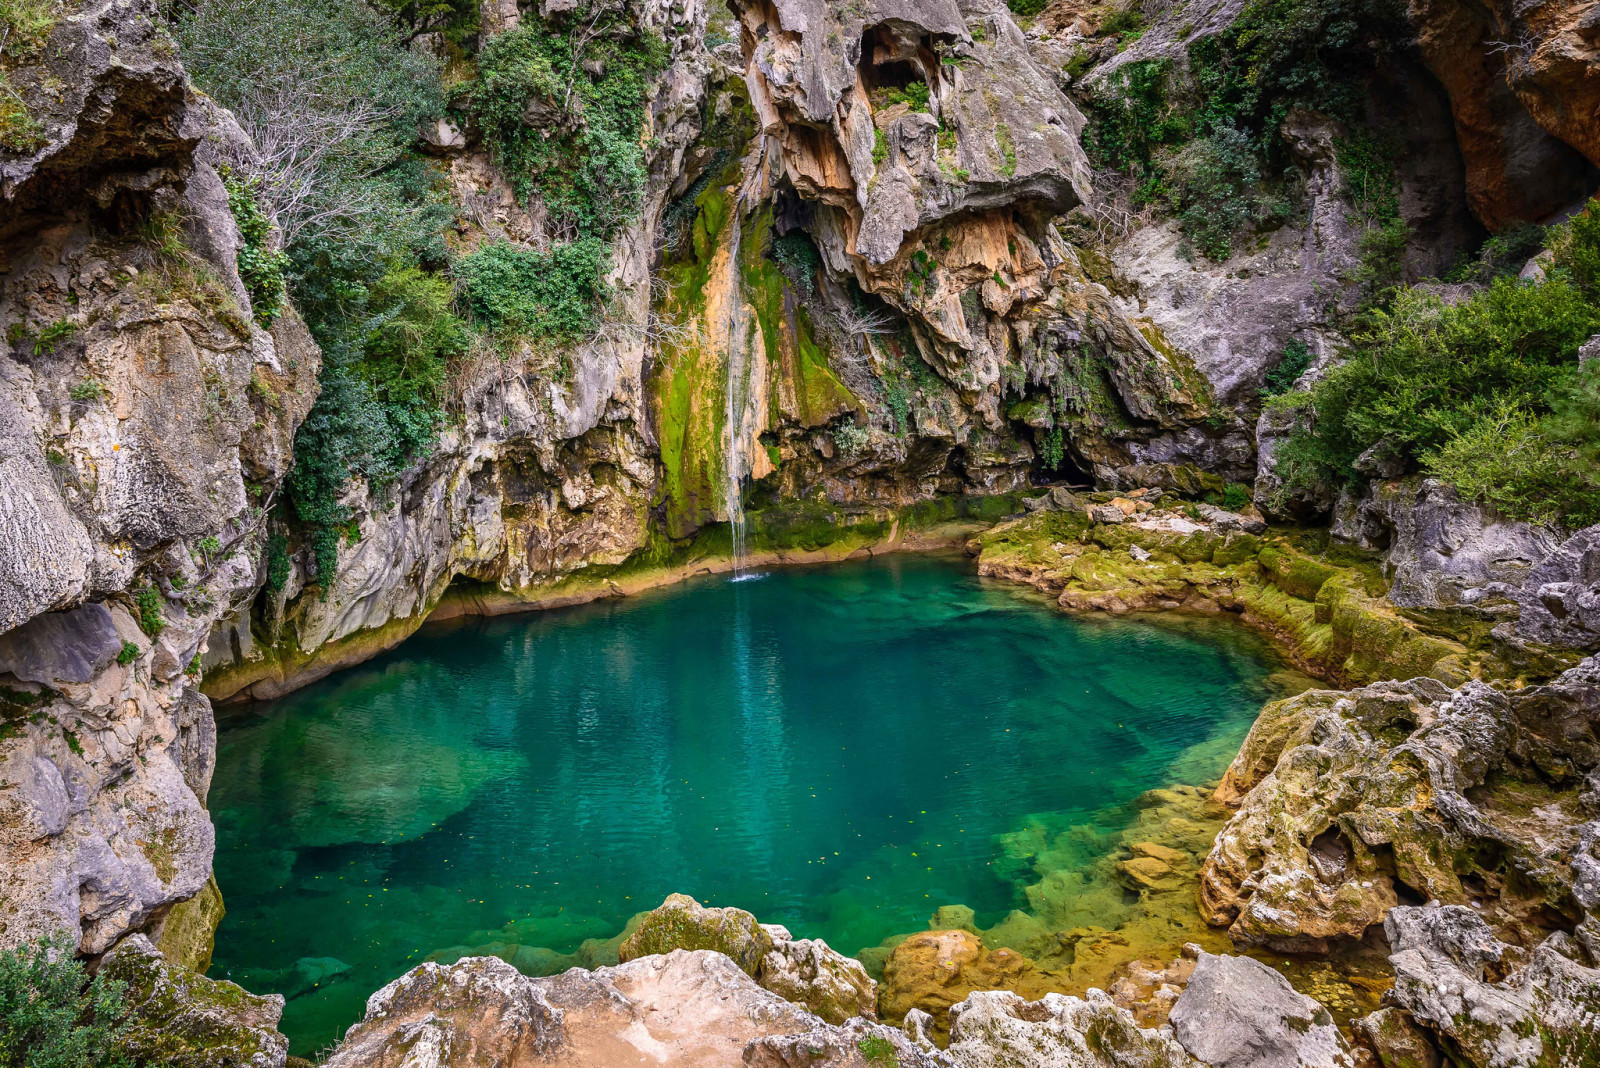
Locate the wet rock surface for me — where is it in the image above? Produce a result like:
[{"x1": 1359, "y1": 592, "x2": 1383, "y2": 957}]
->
[{"x1": 1202, "y1": 658, "x2": 1600, "y2": 953}]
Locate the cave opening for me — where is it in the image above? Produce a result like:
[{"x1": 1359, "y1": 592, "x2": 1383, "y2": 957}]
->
[
  {"x1": 856, "y1": 22, "x2": 936, "y2": 96},
  {"x1": 1028, "y1": 426, "x2": 1091, "y2": 487}
]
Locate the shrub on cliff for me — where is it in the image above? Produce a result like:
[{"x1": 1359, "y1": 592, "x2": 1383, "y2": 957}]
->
[
  {"x1": 1277, "y1": 200, "x2": 1600, "y2": 529},
  {"x1": 0, "y1": 932, "x2": 131, "y2": 1068}
]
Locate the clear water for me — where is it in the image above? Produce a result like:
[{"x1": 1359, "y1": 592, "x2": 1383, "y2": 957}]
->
[{"x1": 208, "y1": 554, "x2": 1285, "y2": 1054}]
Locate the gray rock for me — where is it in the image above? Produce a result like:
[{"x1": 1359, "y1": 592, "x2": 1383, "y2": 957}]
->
[
  {"x1": 1385, "y1": 905, "x2": 1600, "y2": 1068},
  {"x1": 745, "y1": 1015, "x2": 950, "y2": 1067},
  {"x1": 1351, "y1": 1007, "x2": 1441, "y2": 1068},
  {"x1": 0, "y1": 603, "x2": 122, "y2": 685},
  {"x1": 1509, "y1": 524, "x2": 1600, "y2": 651},
  {"x1": 1167, "y1": 952, "x2": 1353, "y2": 1068},
  {"x1": 1579, "y1": 334, "x2": 1600, "y2": 366},
  {"x1": 945, "y1": 988, "x2": 1202, "y2": 1067},
  {"x1": 758, "y1": 936, "x2": 879, "y2": 1024}
]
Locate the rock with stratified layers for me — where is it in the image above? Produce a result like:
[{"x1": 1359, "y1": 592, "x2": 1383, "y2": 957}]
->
[
  {"x1": 758, "y1": 936, "x2": 879, "y2": 1023},
  {"x1": 1384, "y1": 905, "x2": 1600, "y2": 1068},
  {"x1": 1201, "y1": 660, "x2": 1600, "y2": 953},
  {"x1": 618, "y1": 893, "x2": 777, "y2": 976},
  {"x1": 1167, "y1": 952, "x2": 1355, "y2": 1068},
  {"x1": 101, "y1": 934, "x2": 289, "y2": 1068},
  {"x1": 944, "y1": 988, "x2": 1203, "y2": 1068}
]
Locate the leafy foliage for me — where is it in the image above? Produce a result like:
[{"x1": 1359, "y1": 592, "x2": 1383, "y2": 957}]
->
[
  {"x1": 1278, "y1": 200, "x2": 1600, "y2": 528},
  {"x1": 0, "y1": 932, "x2": 131, "y2": 1068},
  {"x1": 1084, "y1": 0, "x2": 1407, "y2": 259},
  {"x1": 132, "y1": 586, "x2": 164, "y2": 637},
  {"x1": 220, "y1": 171, "x2": 287, "y2": 326},
  {"x1": 1261, "y1": 338, "x2": 1314, "y2": 397},
  {"x1": 455, "y1": 239, "x2": 609, "y2": 341},
  {"x1": 470, "y1": 14, "x2": 667, "y2": 240}
]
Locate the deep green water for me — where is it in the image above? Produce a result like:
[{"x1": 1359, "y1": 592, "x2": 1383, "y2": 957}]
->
[{"x1": 209, "y1": 554, "x2": 1286, "y2": 1054}]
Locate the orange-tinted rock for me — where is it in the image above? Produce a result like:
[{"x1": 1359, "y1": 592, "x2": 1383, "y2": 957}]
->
[{"x1": 878, "y1": 929, "x2": 1066, "y2": 1030}]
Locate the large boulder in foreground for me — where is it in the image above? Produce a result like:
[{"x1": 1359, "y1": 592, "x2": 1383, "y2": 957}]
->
[
  {"x1": 325, "y1": 950, "x2": 822, "y2": 1068},
  {"x1": 1201, "y1": 658, "x2": 1600, "y2": 953},
  {"x1": 101, "y1": 934, "x2": 288, "y2": 1068},
  {"x1": 1168, "y1": 952, "x2": 1354, "y2": 1068},
  {"x1": 620, "y1": 893, "x2": 877, "y2": 1023}
]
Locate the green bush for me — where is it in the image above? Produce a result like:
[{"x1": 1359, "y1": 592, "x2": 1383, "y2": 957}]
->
[
  {"x1": 220, "y1": 172, "x2": 287, "y2": 327},
  {"x1": 0, "y1": 931, "x2": 132, "y2": 1068},
  {"x1": 470, "y1": 16, "x2": 667, "y2": 238},
  {"x1": 1279, "y1": 199, "x2": 1600, "y2": 528},
  {"x1": 455, "y1": 239, "x2": 609, "y2": 341},
  {"x1": 35, "y1": 321, "x2": 78, "y2": 356},
  {"x1": 132, "y1": 586, "x2": 164, "y2": 638},
  {"x1": 115, "y1": 641, "x2": 140, "y2": 666},
  {"x1": 263, "y1": 533, "x2": 291, "y2": 595},
  {"x1": 1085, "y1": 0, "x2": 1408, "y2": 259},
  {"x1": 771, "y1": 232, "x2": 822, "y2": 295},
  {"x1": 1261, "y1": 338, "x2": 1314, "y2": 396}
]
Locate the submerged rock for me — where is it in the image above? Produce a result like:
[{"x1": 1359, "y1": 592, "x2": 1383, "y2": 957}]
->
[{"x1": 879, "y1": 929, "x2": 1065, "y2": 1030}]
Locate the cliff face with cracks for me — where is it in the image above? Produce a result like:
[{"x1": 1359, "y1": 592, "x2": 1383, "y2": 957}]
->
[
  {"x1": 0, "y1": 0, "x2": 317, "y2": 958},
  {"x1": 2, "y1": 0, "x2": 1600, "y2": 1063}
]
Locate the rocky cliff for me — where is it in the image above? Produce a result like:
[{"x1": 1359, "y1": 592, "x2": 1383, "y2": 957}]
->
[{"x1": 2, "y1": 0, "x2": 1600, "y2": 1064}]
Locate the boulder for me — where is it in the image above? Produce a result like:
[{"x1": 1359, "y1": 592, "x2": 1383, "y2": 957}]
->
[
  {"x1": 879, "y1": 929, "x2": 1064, "y2": 1029},
  {"x1": 618, "y1": 892, "x2": 776, "y2": 976},
  {"x1": 1201, "y1": 661, "x2": 1600, "y2": 952},
  {"x1": 758, "y1": 937, "x2": 879, "y2": 1024},
  {"x1": 101, "y1": 934, "x2": 288, "y2": 1068},
  {"x1": 1385, "y1": 905, "x2": 1600, "y2": 1068},
  {"x1": 1351, "y1": 1007, "x2": 1442, "y2": 1068},
  {"x1": 324, "y1": 949, "x2": 823, "y2": 1068},
  {"x1": 0, "y1": 603, "x2": 123, "y2": 686},
  {"x1": 1167, "y1": 951, "x2": 1354, "y2": 1068},
  {"x1": 945, "y1": 988, "x2": 1203, "y2": 1068}
]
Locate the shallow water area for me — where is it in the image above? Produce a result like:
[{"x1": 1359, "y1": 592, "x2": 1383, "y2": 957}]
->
[{"x1": 208, "y1": 553, "x2": 1290, "y2": 1054}]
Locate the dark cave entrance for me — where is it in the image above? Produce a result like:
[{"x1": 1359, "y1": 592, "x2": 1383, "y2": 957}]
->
[{"x1": 1028, "y1": 427, "x2": 1091, "y2": 487}]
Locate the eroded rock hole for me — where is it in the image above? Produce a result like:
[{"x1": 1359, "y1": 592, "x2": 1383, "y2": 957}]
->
[
  {"x1": 1308, "y1": 826, "x2": 1354, "y2": 882},
  {"x1": 856, "y1": 22, "x2": 949, "y2": 96}
]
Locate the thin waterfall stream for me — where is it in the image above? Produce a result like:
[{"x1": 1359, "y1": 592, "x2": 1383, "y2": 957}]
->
[{"x1": 722, "y1": 138, "x2": 766, "y2": 577}]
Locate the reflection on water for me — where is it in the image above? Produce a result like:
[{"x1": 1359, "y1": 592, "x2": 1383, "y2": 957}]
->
[{"x1": 209, "y1": 553, "x2": 1289, "y2": 1054}]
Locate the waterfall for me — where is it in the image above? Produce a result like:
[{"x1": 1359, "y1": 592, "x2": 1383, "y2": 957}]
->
[{"x1": 722, "y1": 138, "x2": 766, "y2": 579}]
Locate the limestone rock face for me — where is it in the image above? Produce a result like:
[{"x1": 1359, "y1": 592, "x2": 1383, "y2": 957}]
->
[
  {"x1": 944, "y1": 988, "x2": 1203, "y2": 1068},
  {"x1": 758, "y1": 936, "x2": 879, "y2": 1024},
  {"x1": 102, "y1": 934, "x2": 289, "y2": 1068},
  {"x1": 324, "y1": 950, "x2": 825, "y2": 1068},
  {"x1": 619, "y1": 893, "x2": 777, "y2": 976},
  {"x1": 1384, "y1": 905, "x2": 1600, "y2": 1068},
  {"x1": 743, "y1": 1015, "x2": 949, "y2": 1067},
  {"x1": 1333, "y1": 479, "x2": 1600, "y2": 658},
  {"x1": 1202, "y1": 660, "x2": 1600, "y2": 953},
  {"x1": 0, "y1": 0, "x2": 318, "y2": 957},
  {"x1": 1167, "y1": 952, "x2": 1354, "y2": 1068}
]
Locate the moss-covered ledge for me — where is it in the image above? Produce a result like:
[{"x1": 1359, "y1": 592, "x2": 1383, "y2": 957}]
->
[{"x1": 969, "y1": 504, "x2": 1557, "y2": 688}]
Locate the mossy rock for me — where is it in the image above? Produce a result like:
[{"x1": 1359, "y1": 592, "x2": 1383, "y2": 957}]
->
[
  {"x1": 103, "y1": 934, "x2": 287, "y2": 1068},
  {"x1": 156, "y1": 874, "x2": 225, "y2": 974},
  {"x1": 617, "y1": 893, "x2": 775, "y2": 976}
]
